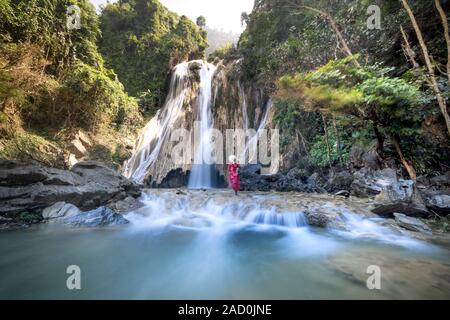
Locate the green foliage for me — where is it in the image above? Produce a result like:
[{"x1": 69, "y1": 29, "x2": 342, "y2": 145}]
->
[
  {"x1": 196, "y1": 16, "x2": 206, "y2": 28},
  {"x1": 0, "y1": 0, "x2": 143, "y2": 167},
  {"x1": 99, "y1": 0, "x2": 207, "y2": 108},
  {"x1": 277, "y1": 57, "x2": 420, "y2": 134},
  {"x1": 238, "y1": 0, "x2": 449, "y2": 90},
  {"x1": 51, "y1": 61, "x2": 141, "y2": 131},
  {"x1": 205, "y1": 27, "x2": 239, "y2": 57},
  {"x1": 276, "y1": 55, "x2": 450, "y2": 174},
  {"x1": 310, "y1": 128, "x2": 350, "y2": 168},
  {"x1": 273, "y1": 100, "x2": 321, "y2": 147},
  {"x1": 0, "y1": 131, "x2": 63, "y2": 166},
  {"x1": 18, "y1": 211, "x2": 43, "y2": 224},
  {"x1": 207, "y1": 43, "x2": 237, "y2": 62}
]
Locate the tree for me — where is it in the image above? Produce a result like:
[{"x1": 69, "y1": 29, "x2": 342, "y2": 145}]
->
[
  {"x1": 401, "y1": 0, "x2": 450, "y2": 136},
  {"x1": 286, "y1": 2, "x2": 360, "y2": 67},
  {"x1": 434, "y1": 0, "x2": 450, "y2": 85},
  {"x1": 276, "y1": 57, "x2": 421, "y2": 179},
  {"x1": 99, "y1": 0, "x2": 206, "y2": 106},
  {"x1": 241, "y1": 12, "x2": 249, "y2": 26},
  {"x1": 196, "y1": 16, "x2": 206, "y2": 29}
]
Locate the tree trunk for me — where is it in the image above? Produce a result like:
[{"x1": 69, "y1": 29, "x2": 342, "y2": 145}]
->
[
  {"x1": 435, "y1": 0, "x2": 450, "y2": 85},
  {"x1": 294, "y1": 4, "x2": 361, "y2": 67},
  {"x1": 322, "y1": 114, "x2": 333, "y2": 170},
  {"x1": 401, "y1": 0, "x2": 450, "y2": 136},
  {"x1": 400, "y1": 25, "x2": 420, "y2": 69},
  {"x1": 296, "y1": 129, "x2": 308, "y2": 154},
  {"x1": 392, "y1": 135, "x2": 417, "y2": 181},
  {"x1": 372, "y1": 122, "x2": 384, "y2": 154},
  {"x1": 332, "y1": 114, "x2": 343, "y2": 166}
]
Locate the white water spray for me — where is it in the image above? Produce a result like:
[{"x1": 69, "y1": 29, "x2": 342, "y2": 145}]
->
[{"x1": 123, "y1": 63, "x2": 191, "y2": 183}]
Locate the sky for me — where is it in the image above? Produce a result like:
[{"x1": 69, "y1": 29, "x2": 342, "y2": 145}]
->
[{"x1": 89, "y1": 0, "x2": 255, "y2": 33}]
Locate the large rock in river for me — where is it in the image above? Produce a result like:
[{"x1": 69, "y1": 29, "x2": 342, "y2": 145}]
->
[
  {"x1": 423, "y1": 194, "x2": 450, "y2": 216},
  {"x1": 394, "y1": 213, "x2": 432, "y2": 234},
  {"x1": 0, "y1": 160, "x2": 141, "y2": 216},
  {"x1": 372, "y1": 180, "x2": 429, "y2": 217}
]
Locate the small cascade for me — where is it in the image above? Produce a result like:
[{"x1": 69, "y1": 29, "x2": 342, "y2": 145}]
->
[
  {"x1": 126, "y1": 191, "x2": 309, "y2": 229},
  {"x1": 245, "y1": 209, "x2": 307, "y2": 228},
  {"x1": 187, "y1": 62, "x2": 217, "y2": 189},
  {"x1": 123, "y1": 63, "x2": 191, "y2": 183}
]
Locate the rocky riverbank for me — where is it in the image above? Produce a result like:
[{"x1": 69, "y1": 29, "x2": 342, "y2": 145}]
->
[
  {"x1": 239, "y1": 164, "x2": 450, "y2": 218},
  {"x1": 0, "y1": 160, "x2": 142, "y2": 229}
]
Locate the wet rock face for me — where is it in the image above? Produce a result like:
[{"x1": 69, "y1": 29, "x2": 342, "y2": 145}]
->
[
  {"x1": 42, "y1": 202, "x2": 129, "y2": 227},
  {"x1": 42, "y1": 202, "x2": 80, "y2": 220},
  {"x1": 63, "y1": 206, "x2": 129, "y2": 227},
  {"x1": 0, "y1": 160, "x2": 141, "y2": 217}
]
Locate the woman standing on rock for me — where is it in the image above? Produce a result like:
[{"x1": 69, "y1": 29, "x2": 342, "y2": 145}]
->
[{"x1": 228, "y1": 155, "x2": 240, "y2": 195}]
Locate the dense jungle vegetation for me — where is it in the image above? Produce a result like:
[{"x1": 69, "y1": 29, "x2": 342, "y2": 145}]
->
[
  {"x1": 235, "y1": 0, "x2": 450, "y2": 177},
  {"x1": 0, "y1": 0, "x2": 206, "y2": 168}
]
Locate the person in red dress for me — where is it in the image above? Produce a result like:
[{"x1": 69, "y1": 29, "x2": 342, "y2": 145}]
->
[{"x1": 228, "y1": 155, "x2": 240, "y2": 195}]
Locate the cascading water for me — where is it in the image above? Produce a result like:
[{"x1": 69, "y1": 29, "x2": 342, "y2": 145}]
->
[
  {"x1": 123, "y1": 63, "x2": 191, "y2": 183},
  {"x1": 238, "y1": 81, "x2": 249, "y2": 132},
  {"x1": 187, "y1": 63, "x2": 217, "y2": 189},
  {"x1": 244, "y1": 98, "x2": 273, "y2": 164},
  {"x1": 123, "y1": 60, "x2": 218, "y2": 186}
]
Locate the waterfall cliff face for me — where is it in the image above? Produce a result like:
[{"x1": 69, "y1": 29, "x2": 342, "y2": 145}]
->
[
  {"x1": 211, "y1": 60, "x2": 276, "y2": 177},
  {"x1": 124, "y1": 59, "x2": 276, "y2": 187}
]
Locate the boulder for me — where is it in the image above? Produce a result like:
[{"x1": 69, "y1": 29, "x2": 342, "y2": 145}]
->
[
  {"x1": 68, "y1": 139, "x2": 87, "y2": 158},
  {"x1": 429, "y1": 172, "x2": 450, "y2": 188},
  {"x1": 372, "y1": 180, "x2": 429, "y2": 217},
  {"x1": 351, "y1": 168, "x2": 397, "y2": 197},
  {"x1": 42, "y1": 202, "x2": 80, "y2": 220},
  {"x1": 424, "y1": 194, "x2": 450, "y2": 216},
  {"x1": 0, "y1": 160, "x2": 48, "y2": 187},
  {"x1": 304, "y1": 208, "x2": 344, "y2": 229},
  {"x1": 108, "y1": 196, "x2": 144, "y2": 214},
  {"x1": 305, "y1": 210, "x2": 330, "y2": 228},
  {"x1": 327, "y1": 170, "x2": 353, "y2": 192},
  {"x1": 394, "y1": 213, "x2": 432, "y2": 234},
  {"x1": 63, "y1": 206, "x2": 129, "y2": 227},
  {"x1": 0, "y1": 160, "x2": 141, "y2": 216},
  {"x1": 67, "y1": 154, "x2": 78, "y2": 168}
]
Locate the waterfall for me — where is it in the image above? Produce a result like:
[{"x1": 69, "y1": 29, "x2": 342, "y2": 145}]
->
[
  {"x1": 244, "y1": 98, "x2": 274, "y2": 164},
  {"x1": 123, "y1": 63, "x2": 191, "y2": 183},
  {"x1": 238, "y1": 81, "x2": 249, "y2": 131},
  {"x1": 187, "y1": 63, "x2": 217, "y2": 189},
  {"x1": 124, "y1": 60, "x2": 218, "y2": 186}
]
